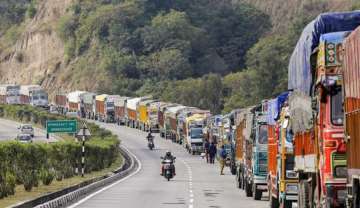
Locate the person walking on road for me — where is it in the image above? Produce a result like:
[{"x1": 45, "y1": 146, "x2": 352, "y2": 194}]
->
[
  {"x1": 209, "y1": 142, "x2": 217, "y2": 164},
  {"x1": 219, "y1": 145, "x2": 227, "y2": 175},
  {"x1": 204, "y1": 139, "x2": 210, "y2": 163}
]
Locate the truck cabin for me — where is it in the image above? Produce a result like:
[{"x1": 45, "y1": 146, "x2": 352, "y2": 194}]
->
[
  {"x1": 30, "y1": 90, "x2": 48, "y2": 107},
  {"x1": 310, "y1": 32, "x2": 347, "y2": 203}
]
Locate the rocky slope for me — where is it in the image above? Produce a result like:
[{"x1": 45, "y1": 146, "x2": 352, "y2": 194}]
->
[{"x1": 0, "y1": 0, "x2": 80, "y2": 96}]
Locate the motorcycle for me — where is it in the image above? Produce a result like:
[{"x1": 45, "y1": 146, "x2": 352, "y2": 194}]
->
[
  {"x1": 147, "y1": 136, "x2": 154, "y2": 150},
  {"x1": 225, "y1": 155, "x2": 231, "y2": 167},
  {"x1": 161, "y1": 156, "x2": 176, "y2": 181}
]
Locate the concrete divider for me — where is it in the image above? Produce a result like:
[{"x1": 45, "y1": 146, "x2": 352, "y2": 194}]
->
[{"x1": 11, "y1": 146, "x2": 137, "y2": 208}]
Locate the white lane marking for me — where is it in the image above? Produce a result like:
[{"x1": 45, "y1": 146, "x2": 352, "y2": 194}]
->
[
  {"x1": 68, "y1": 145, "x2": 142, "y2": 208},
  {"x1": 180, "y1": 159, "x2": 194, "y2": 208}
]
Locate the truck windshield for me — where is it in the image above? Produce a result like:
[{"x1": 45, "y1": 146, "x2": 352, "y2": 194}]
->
[
  {"x1": 190, "y1": 128, "x2": 203, "y2": 138},
  {"x1": 258, "y1": 125, "x2": 268, "y2": 144},
  {"x1": 331, "y1": 88, "x2": 343, "y2": 126},
  {"x1": 107, "y1": 102, "x2": 114, "y2": 108}
]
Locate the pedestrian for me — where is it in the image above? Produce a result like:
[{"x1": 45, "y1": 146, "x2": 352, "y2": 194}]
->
[
  {"x1": 204, "y1": 140, "x2": 210, "y2": 163},
  {"x1": 219, "y1": 145, "x2": 227, "y2": 175},
  {"x1": 209, "y1": 142, "x2": 217, "y2": 164}
]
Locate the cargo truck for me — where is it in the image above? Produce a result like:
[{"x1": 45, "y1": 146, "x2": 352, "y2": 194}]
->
[
  {"x1": 148, "y1": 101, "x2": 161, "y2": 132},
  {"x1": 55, "y1": 93, "x2": 67, "y2": 114},
  {"x1": 79, "y1": 92, "x2": 96, "y2": 119},
  {"x1": 247, "y1": 102, "x2": 269, "y2": 200},
  {"x1": 185, "y1": 113, "x2": 209, "y2": 155},
  {"x1": 267, "y1": 92, "x2": 298, "y2": 208},
  {"x1": 164, "y1": 105, "x2": 187, "y2": 142},
  {"x1": 95, "y1": 94, "x2": 119, "y2": 122},
  {"x1": 114, "y1": 97, "x2": 128, "y2": 125},
  {"x1": 67, "y1": 91, "x2": 86, "y2": 115},
  {"x1": 126, "y1": 97, "x2": 141, "y2": 128},
  {"x1": 138, "y1": 99, "x2": 156, "y2": 132},
  {"x1": 343, "y1": 26, "x2": 360, "y2": 208},
  {"x1": 287, "y1": 13, "x2": 360, "y2": 207},
  {"x1": 158, "y1": 103, "x2": 177, "y2": 137},
  {"x1": 235, "y1": 108, "x2": 248, "y2": 189},
  {"x1": 0, "y1": 85, "x2": 21, "y2": 105},
  {"x1": 236, "y1": 107, "x2": 254, "y2": 197},
  {"x1": 20, "y1": 85, "x2": 48, "y2": 108}
]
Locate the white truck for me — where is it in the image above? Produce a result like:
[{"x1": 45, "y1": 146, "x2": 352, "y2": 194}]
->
[
  {"x1": 20, "y1": 85, "x2": 48, "y2": 108},
  {"x1": 0, "y1": 85, "x2": 21, "y2": 104}
]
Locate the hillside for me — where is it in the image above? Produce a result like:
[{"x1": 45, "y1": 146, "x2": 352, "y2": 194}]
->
[
  {"x1": 236, "y1": 0, "x2": 352, "y2": 33},
  {"x1": 0, "y1": 0, "x2": 358, "y2": 113}
]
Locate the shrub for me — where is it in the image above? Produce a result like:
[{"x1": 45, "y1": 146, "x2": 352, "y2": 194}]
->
[{"x1": 0, "y1": 105, "x2": 120, "y2": 197}]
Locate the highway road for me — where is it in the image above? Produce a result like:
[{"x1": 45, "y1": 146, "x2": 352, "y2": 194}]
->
[
  {"x1": 69, "y1": 122, "x2": 268, "y2": 208},
  {"x1": 0, "y1": 118, "x2": 58, "y2": 142}
]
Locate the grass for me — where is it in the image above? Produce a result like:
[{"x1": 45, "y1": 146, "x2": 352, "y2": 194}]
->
[{"x1": 0, "y1": 155, "x2": 123, "y2": 208}]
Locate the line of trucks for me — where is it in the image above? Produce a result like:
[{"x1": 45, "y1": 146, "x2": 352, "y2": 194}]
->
[
  {"x1": 0, "y1": 84, "x2": 48, "y2": 107},
  {"x1": 1, "y1": 10, "x2": 360, "y2": 208},
  {"x1": 54, "y1": 93, "x2": 211, "y2": 155},
  {"x1": 216, "y1": 11, "x2": 360, "y2": 208}
]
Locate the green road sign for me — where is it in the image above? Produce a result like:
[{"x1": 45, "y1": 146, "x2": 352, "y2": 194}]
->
[{"x1": 47, "y1": 120, "x2": 77, "y2": 133}]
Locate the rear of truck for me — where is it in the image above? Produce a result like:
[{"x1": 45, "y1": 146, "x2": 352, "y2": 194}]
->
[
  {"x1": 55, "y1": 93, "x2": 67, "y2": 114},
  {"x1": 126, "y1": 97, "x2": 141, "y2": 128},
  {"x1": 148, "y1": 102, "x2": 161, "y2": 132},
  {"x1": 80, "y1": 92, "x2": 96, "y2": 119},
  {"x1": 95, "y1": 94, "x2": 107, "y2": 121},
  {"x1": 114, "y1": 97, "x2": 127, "y2": 125}
]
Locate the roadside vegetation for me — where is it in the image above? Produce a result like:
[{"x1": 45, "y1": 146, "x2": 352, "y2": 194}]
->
[{"x1": 0, "y1": 105, "x2": 121, "y2": 201}]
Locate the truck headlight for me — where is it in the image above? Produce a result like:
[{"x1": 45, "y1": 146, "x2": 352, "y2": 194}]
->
[{"x1": 286, "y1": 184, "x2": 298, "y2": 194}]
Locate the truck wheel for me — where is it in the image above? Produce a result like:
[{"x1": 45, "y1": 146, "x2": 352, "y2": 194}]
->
[
  {"x1": 253, "y1": 185, "x2": 262, "y2": 200},
  {"x1": 236, "y1": 170, "x2": 242, "y2": 189},
  {"x1": 283, "y1": 200, "x2": 292, "y2": 208},
  {"x1": 230, "y1": 164, "x2": 236, "y2": 175},
  {"x1": 245, "y1": 181, "x2": 253, "y2": 197}
]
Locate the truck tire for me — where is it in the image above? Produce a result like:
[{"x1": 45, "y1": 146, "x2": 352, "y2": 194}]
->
[
  {"x1": 245, "y1": 181, "x2": 253, "y2": 197},
  {"x1": 283, "y1": 200, "x2": 292, "y2": 208},
  {"x1": 230, "y1": 163, "x2": 236, "y2": 175},
  {"x1": 253, "y1": 184, "x2": 262, "y2": 200},
  {"x1": 298, "y1": 180, "x2": 310, "y2": 208}
]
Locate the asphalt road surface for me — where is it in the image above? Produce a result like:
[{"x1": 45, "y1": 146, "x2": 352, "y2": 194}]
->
[
  {"x1": 70, "y1": 122, "x2": 268, "y2": 208},
  {"x1": 0, "y1": 118, "x2": 58, "y2": 142}
]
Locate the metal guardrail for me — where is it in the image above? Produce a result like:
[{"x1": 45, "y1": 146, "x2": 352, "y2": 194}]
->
[{"x1": 11, "y1": 146, "x2": 137, "y2": 208}]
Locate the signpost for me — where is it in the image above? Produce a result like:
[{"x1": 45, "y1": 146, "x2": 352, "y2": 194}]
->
[
  {"x1": 77, "y1": 122, "x2": 91, "y2": 177},
  {"x1": 46, "y1": 120, "x2": 77, "y2": 133}
]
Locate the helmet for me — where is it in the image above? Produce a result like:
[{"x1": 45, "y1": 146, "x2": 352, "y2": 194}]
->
[{"x1": 166, "y1": 151, "x2": 171, "y2": 157}]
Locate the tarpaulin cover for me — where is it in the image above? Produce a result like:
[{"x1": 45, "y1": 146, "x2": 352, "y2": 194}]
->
[
  {"x1": 289, "y1": 90, "x2": 313, "y2": 134},
  {"x1": 288, "y1": 11, "x2": 360, "y2": 94}
]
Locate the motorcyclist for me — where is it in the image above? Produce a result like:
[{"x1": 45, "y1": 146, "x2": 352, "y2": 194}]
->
[
  {"x1": 146, "y1": 132, "x2": 153, "y2": 142},
  {"x1": 161, "y1": 151, "x2": 176, "y2": 176}
]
